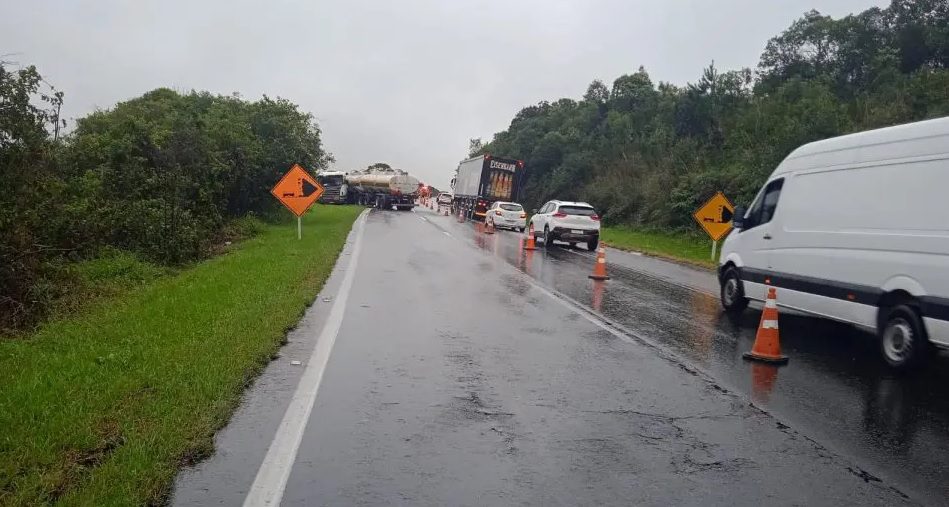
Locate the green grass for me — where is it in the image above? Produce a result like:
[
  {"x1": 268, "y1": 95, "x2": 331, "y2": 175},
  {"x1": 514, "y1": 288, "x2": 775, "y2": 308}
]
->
[
  {"x1": 600, "y1": 226, "x2": 718, "y2": 268},
  {"x1": 0, "y1": 205, "x2": 362, "y2": 505}
]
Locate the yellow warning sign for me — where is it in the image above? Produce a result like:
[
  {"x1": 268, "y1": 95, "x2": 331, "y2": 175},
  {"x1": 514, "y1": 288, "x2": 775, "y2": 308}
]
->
[
  {"x1": 271, "y1": 164, "x2": 324, "y2": 217},
  {"x1": 693, "y1": 191, "x2": 735, "y2": 241}
]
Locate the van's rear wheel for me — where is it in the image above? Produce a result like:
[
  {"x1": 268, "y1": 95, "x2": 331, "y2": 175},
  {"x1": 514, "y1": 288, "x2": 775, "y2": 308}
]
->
[
  {"x1": 879, "y1": 304, "x2": 929, "y2": 371},
  {"x1": 720, "y1": 266, "x2": 748, "y2": 315}
]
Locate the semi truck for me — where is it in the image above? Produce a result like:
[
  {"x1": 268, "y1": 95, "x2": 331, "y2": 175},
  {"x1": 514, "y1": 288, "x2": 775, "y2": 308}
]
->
[
  {"x1": 451, "y1": 154, "x2": 525, "y2": 221},
  {"x1": 316, "y1": 171, "x2": 348, "y2": 204},
  {"x1": 345, "y1": 166, "x2": 420, "y2": 210}
]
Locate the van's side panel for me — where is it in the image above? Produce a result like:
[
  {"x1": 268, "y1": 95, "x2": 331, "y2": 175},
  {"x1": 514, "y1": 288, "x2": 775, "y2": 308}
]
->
[
  {"x1": 926, "y1": 319, "x2": 949, "y2": 347},
  {"x1": 773, "y1": 155, "x2": 949, "y2": 335}
]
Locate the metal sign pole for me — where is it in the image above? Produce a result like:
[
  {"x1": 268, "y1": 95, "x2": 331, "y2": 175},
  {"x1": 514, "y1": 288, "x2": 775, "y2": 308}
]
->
[
  {"x1": 711, "y1": 240, "x2": 718, "y2": 261},
  {"x1": 297, "y1": 216, "x2": 302, "y2": 240}
]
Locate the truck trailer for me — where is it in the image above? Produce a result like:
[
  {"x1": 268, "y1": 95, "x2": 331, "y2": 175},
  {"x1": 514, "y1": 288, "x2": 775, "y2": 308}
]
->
[
  {"x1": 451, "y1": 154, "x2": 525, "y2": 221},
  {"x1": 345, "y1": 167, "x2": 420, "y2": 211}
]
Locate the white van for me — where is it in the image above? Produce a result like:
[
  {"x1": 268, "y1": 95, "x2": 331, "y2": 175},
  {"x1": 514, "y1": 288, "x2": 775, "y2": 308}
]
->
[{"x1": 719, "y1": 117, "x2": 949, "y2": 370}]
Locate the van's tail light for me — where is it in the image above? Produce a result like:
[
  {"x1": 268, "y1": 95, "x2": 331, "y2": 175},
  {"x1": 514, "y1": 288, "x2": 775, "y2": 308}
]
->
[
  {"x1": 494, "y1": 210, "x2": 503, "y2": 216},
  {"x1": 590, "y1": 214, "x2": 600, "y2": 221},
  {"x1": 553, "y1": 212, "x2": 567, "y2": 218},
  {"x1": 520, "y1": 212, "x2": 527, "y2": 218}
]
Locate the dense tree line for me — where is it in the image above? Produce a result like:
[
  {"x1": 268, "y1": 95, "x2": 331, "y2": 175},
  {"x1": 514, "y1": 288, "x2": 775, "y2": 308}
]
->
[
  {"x1": 475, "y1": 0, "x2": 949, "y2": 227},
  {"x1": 1, "y1": 67, "x2": 330, "y2": 330}
]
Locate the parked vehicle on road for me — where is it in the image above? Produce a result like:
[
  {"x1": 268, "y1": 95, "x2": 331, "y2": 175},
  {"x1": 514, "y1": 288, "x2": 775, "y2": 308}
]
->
[
  {"x1": 485, "y1": 201, "x2": 527, "y2": 231},
  {"x1": 436, "y1": 192, "x2": 453, "y2": 206},
  {"x1": 719, "y1": 116, "x2": 949, "y2": 371},
  {"x1": 345, "y1": 167, "x2": 419, "y2": 210},
  {"x1": 451, "y1": 154, "x2": 525, "y2": 221},
  {"x1": 529, "y1": 200, "x2": 600, "y2": 250},
  {"x1": 316, "y1": 171, "x2": 348, "y2": 204}
]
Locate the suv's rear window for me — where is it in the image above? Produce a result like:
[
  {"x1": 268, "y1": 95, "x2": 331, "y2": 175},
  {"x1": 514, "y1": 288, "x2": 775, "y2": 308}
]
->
[
  {"x1": 500, "y1": 203, "x2": 523, "y2": 211},
  {"x1": 558, "y1": 206, "x2": 595, "y2": 216}
]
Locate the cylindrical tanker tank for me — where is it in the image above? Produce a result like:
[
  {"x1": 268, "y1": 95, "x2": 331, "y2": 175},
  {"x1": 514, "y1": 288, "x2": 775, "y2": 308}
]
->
[
  {"x1": 346, "y1": 173, "x2": 420, "y2": 195},
  {"x1": 344, "y1": 167, "x2": 421, "y2": 211}
]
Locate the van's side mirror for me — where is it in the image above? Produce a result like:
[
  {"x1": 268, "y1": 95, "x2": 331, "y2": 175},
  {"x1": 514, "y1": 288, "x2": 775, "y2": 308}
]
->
[{"x1": 732, "y1": 206, "x2": 747, "y2": 230}]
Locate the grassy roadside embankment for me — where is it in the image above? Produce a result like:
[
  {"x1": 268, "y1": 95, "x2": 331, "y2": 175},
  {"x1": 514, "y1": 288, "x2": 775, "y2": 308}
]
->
[
  {"x1": 0, "y1": 205, "x2": 363, "y2": 505},
  {"x1": 600, "y1": 226, "x2": 718, "y2": 269}
]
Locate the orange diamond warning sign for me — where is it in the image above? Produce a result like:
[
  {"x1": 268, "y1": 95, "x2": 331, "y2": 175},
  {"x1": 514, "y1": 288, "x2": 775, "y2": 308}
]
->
[
  {"x1": 693, "y1": 191, "x2": 735, "y2": 241},
  {"x1": 271, "y1": 164, "x2": 324, "y2": 217}
]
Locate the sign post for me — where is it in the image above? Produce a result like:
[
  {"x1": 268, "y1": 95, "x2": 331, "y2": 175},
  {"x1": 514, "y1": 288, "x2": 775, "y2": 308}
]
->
[
  {"x1": 692, "y1": 191, "x2": 735, "y2": 262},
  {"x1": 270, "y1": 164, "x2": 324, "y2": 239}
]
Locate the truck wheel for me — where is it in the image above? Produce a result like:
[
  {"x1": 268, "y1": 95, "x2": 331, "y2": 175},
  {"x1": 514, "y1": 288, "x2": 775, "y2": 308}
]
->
[
  {"x1": 879, "y1": 304, "x2": 930, "y2": 371},
  {"x1": 719, "y1": 266, "x2": 748, "y2": 315}
]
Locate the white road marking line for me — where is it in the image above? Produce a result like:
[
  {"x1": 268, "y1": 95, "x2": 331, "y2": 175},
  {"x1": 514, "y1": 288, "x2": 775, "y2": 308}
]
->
[
  {"x1": 243, "y1": 210, "x2": 368, "y2": 507},
  {"x1": 564, "y1": 247, "x2": 713, "y2": 296},
  {"x1": 419, "y1": 216, "x2": 427, "y2": 222},
  {"x1": 442, "y1": 231, "x2": 452, "y2": 237}
]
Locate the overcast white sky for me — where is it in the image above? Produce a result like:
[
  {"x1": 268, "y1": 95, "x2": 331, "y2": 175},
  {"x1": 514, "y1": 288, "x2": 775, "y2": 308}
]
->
[{"x1": 2, "y1": 0, "x2": 884, "y2": 188}]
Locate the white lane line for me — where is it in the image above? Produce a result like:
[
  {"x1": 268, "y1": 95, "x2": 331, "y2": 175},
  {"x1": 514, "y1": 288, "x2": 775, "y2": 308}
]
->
[
  {"x1": 564, "y1": 247, "x2": 713, "y2": 296},
  {"x1": 243, "y1": 210, "x2": 368, "y2": 507},
  {"x1": 419, "y1": 216, "x2": 427, "y2": 222},
  {"x1": 442, "y1": 231, "x2": 452, "y2": 237}
]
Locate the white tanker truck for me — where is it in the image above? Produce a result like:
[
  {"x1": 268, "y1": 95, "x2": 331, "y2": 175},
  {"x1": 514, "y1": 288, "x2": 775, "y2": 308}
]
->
[{"x1": 343, "y1": 167, "x2": 420, "y2": 211}]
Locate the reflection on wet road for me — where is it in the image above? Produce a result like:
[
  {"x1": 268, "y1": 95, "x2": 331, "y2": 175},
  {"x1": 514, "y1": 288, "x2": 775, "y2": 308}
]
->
[{"x1": 424, "y1": 206, "x2": 949, "y2": 506}]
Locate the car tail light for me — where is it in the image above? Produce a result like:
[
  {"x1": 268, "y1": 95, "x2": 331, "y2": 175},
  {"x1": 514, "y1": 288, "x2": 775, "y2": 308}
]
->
[
  {"x1": 590, "y1": 214, "x2": 600, "y2": 221},
  {"x1": 553, "y1": 212, "x2": 567, "y2": 218},
  {"x1": 519, "y1": 212, "x2": 526, "y2": 218},
  {"x1": 494, "y1": 210, "x2": 502, "y2": 216}
]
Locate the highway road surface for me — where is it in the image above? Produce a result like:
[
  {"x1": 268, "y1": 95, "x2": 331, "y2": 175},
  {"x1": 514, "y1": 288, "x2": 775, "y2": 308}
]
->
[{"x1": 173, "y1": 205, "x2": 949, "y2": 506}]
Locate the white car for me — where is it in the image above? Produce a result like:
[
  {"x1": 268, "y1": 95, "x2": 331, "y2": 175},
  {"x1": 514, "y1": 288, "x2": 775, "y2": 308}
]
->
[
  {"x1": 485, "y1": 201, "x2": 527, "y2": 232},
  {"x1": 719, "y1": 116, "x2": 949, "y2": 371},
  {"x1": 436, "y1": 192, "x2": 453, "y2": 206},
  {"x1": 529, "y1": 200, "x2": 600, "y2": 250}
]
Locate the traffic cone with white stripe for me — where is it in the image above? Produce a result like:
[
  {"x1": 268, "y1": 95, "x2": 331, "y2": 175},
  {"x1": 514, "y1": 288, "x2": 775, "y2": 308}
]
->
[
  {"x1": 524, "y1": 223, "x2": 537, "y2": 250},
  {"x1": 743, "y1": 286, "x2": 788, "y2": 364},
  {"x1": 588, "y1": 243, "x2": 610, "y2": 280}
]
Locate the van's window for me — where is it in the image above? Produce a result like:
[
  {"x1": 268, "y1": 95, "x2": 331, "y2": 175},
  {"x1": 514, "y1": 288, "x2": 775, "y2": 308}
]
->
[
  {"x1": 558, "y1": 206, "x2": 596, "y2": 216},
  {"x1": 744, "y1": 178, "x2": 784, "y2": 230},
  {"x1": 500, "y1": 203, "x2": 523, "y2": 211}
]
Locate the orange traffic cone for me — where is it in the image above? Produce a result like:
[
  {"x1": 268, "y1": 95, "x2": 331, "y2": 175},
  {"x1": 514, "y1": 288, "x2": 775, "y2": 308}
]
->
[
  {"x1": 524, "y1": 224, "x2": 537, "y2": 250},
  {"x1": 484, "y1": 218, "x2": 495, "y2": 234},
  {"x1": 588, "y1": 243, "x2": 610, "y2": 280},
  {"x1": 743, "y1": 287, "x2": 789, "y2": 364}
]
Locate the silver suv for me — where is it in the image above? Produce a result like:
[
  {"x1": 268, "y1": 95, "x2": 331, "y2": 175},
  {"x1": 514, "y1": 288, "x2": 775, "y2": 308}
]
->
[{"x1": 528, "y1": 200, "x2": 601, "y2": 250}]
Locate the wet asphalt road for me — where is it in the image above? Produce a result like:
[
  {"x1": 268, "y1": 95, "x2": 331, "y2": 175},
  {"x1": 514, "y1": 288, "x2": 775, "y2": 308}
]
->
[{"x1": 174, "y1": 205, "x2": 949, "y2": 506}]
